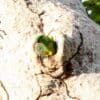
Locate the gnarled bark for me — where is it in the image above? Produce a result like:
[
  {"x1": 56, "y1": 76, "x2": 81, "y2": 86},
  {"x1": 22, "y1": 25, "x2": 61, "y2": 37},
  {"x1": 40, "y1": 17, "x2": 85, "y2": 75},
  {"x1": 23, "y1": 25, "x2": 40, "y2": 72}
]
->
[{"x1": 0, "y1": 0, "x2": 100, "y2": 100}]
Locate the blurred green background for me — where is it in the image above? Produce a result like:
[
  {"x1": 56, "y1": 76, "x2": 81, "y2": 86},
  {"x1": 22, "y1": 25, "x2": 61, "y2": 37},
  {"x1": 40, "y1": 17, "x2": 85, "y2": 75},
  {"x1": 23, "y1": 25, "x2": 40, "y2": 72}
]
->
[{"x1": 82, "y1": 0, "x2": 100, "y2": 25}]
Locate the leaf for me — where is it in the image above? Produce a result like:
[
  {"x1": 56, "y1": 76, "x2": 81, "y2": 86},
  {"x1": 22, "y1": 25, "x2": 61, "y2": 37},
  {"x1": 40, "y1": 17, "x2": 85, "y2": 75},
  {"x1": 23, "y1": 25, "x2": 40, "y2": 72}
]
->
[{"x1": 82, "y1": 0, "x2": 100, "y2": 25}]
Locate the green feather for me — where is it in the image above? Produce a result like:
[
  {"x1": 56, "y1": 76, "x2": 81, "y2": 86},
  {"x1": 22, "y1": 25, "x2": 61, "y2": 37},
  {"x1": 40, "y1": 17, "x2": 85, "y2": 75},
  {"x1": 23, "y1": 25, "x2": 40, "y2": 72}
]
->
[{"x1": 35, "y1": 35, "x2": 57, "y2": 57}]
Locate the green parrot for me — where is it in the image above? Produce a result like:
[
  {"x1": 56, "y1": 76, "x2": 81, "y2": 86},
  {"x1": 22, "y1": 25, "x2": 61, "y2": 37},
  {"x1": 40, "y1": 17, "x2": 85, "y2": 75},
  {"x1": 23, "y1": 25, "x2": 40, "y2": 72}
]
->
[{"x1": 34, "y1": 35, "x2": 57, "y2": 57}]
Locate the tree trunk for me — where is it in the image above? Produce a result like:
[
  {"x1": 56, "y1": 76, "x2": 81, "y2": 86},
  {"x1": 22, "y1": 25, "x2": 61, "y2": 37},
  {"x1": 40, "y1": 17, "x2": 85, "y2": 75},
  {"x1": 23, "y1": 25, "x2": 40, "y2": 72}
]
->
[{"x1": 0, "y1": 0, "x2": 100, "y2": 100}]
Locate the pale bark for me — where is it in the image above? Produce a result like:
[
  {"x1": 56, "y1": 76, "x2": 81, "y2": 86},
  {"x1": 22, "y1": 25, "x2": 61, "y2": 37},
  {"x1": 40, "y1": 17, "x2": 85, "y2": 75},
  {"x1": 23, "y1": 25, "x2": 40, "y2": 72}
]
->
[{"x1": 0, "y1": 0, "x2": 100, "y2": 100}]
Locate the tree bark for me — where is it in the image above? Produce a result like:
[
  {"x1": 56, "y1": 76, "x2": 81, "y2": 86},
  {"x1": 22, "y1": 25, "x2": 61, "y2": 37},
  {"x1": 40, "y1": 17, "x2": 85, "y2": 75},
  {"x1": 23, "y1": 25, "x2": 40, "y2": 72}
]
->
[{"x1": 0, "y1": 0, "x2": 100, "y2": 100}]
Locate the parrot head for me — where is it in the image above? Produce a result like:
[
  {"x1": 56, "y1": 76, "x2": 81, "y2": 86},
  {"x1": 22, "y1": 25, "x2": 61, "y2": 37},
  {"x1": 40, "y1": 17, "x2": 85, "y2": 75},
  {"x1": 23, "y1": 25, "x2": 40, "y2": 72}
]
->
[{"x1": 34, "y1": 35, "x2": 57, "y2": 57}]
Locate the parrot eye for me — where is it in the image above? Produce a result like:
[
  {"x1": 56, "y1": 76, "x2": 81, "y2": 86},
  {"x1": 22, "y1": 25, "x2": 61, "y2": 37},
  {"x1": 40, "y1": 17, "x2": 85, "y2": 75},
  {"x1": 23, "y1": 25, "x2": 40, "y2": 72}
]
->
[{"x1": 34, "y1": 35, "x2": 57, "y2": 57}]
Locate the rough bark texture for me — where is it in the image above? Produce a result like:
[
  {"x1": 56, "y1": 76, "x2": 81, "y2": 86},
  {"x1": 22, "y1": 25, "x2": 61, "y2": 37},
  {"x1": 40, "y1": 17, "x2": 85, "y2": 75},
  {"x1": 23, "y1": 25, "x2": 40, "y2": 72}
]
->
[{"x1": 0, "y1": 0, "x2": 100, "y2": 100}]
